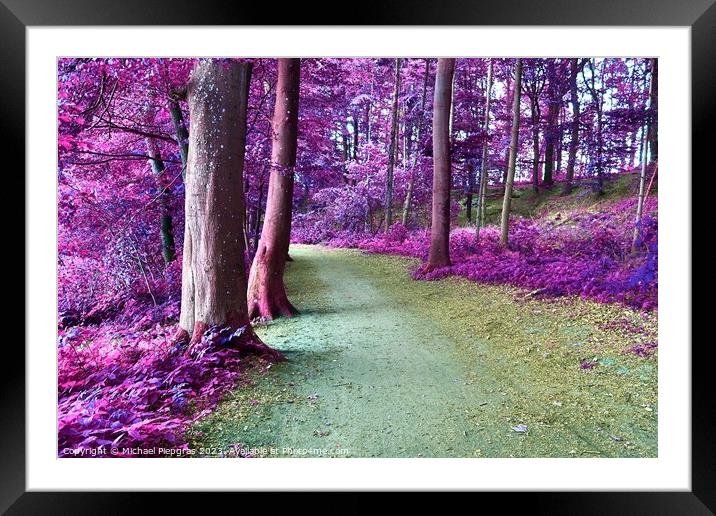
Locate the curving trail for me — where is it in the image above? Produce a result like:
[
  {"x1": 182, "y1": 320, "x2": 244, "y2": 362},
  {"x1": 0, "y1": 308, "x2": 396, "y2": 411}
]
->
[{"x1": 191, "y1": 245, "x2": 657, "y2": 458}]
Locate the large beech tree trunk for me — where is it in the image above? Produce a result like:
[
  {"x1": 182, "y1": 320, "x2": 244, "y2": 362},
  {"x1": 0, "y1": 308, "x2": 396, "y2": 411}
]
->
[
  {"x1": 177, "y1": 60, "x2": 280, "y2": 360},
  {"x1": 563, "y1": 58, "x2": 580, "y2": 195},
  {"x1": 384, "y1": 58, "x2": 401, "y2": 231},
  {"x1": 426, "y1": 58, "x2": 455, "y2": 269},
  {"x1": 500, "y1": 59, "x2": 524, "y2": 247},
  {"x1": 247, "y1": 58, "x2": 301, "y2": 320}
]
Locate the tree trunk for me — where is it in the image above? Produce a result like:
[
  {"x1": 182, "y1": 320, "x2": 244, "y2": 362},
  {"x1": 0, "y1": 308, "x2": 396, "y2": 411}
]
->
[
  {"x1": 500, "y1": 59, "x2": 524, "y2": 247},
  {"x1": 499, "y1": 71, "x2": 514, "y2": 195},
  {"x1": 647, "y1": 59, "x2": 658, "y2": 164},
  {"x1": 384, "y1": 58, "x2": 402, "y2": 232},
  {"x1": 402, "y1": 59, "x2": 430, "y2": 227},
  {"x1": 630, "y1": 129, "x2": 639, "y2": 169},
  {"x1": 543, "y1": 61, "x2": 559, "y2": 188},
  {"x1": 585, "y1": 59, "x2": 605, "y2": 195},
  {"x1": 554, "y1": 104, "x2": 563, "y2": 176},
  {"x1": 365, "y1": 101, "x2": 371, "y2": 148},
  {"x1": 530, "y1": 96, "x2": 541, "y2": 193},
  {"x1": 476, "y1": 59, "x2": 493, "y2": 241},
  {"x1": 595, "y1": 104, "x2": 604, "y2": 194},
  {"x1": 177, "y1": 60, "x2": 280, "y2": 360},
  {"x1": 563, "y1": 58, "x2": 580, "y2": 195},
  {"x1": 632, "y1": 58, "x2": 658, "y2": 252},
  {"x1": 427, "y1": 58, "x2": 455, "y2": 269},
  {"x1": 247, "y1": 58, "x2": 301, "y2": 320},
  {"x1": 145, "y1": 138, "x2": 176, "y2": 264},
  {"x1": 465, "y1": 170, "x2": 474, "y2": 223},
  {"x1": 448, "y1": 66, "x2": 456, "y2": 144},
  {"x1": 169, "y1": 100, "x2": 189, "y2": 177},
  {"x1": 253, "y1": 168, "x2": 267, "y2": 251},
  {"x1": 352, "y1": 115, "x2": 359, "y2": 160}
]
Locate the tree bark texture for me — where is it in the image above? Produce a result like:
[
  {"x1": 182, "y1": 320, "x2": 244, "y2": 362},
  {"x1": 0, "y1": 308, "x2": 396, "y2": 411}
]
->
[
  {"x1": 402, "y1": 59, "x2": 430, "y2": 227},
  {"x1": 500, "y1": 59, "x2": 524, "y2": 247},
  {"x1": 384, "y1": 58, "x2": 402, "y2": 231},
  {"x1": 427, "y1": 58, "x2": 455, "y2": 269},
  {"x1": 563, "y1": 58, "x2": 580, "y2": 195},
  {"x1": 247, "y1": 58, "x2": 301, "y2": 320},
  {"x1": 476, "y1": 59, "x2": 493, "y2": 241},
  {"x1": 632, "y1": 58, "x2": 658, "y2": 252},
  {"x1": 145, "y1": 137, "x2": 176, "y2": 264},
  {"x1": 178, "y1": 60, "x2": 280, "y2": 362}
]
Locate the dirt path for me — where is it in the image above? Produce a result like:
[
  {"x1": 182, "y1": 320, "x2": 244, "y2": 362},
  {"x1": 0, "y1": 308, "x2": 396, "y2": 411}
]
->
[{"x1": 190, "y1": 245, "x2": 657, "y2": 458}]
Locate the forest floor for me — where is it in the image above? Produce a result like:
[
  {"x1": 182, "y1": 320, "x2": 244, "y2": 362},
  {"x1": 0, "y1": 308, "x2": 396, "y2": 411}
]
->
[{"x1": 188, "y1": 244, "x2": 657, "y2": 458}]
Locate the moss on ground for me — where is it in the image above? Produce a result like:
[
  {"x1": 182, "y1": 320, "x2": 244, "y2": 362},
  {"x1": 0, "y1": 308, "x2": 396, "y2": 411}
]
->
[{"x1": 188, "y1": 246, "x2": 657, "y2": 458}]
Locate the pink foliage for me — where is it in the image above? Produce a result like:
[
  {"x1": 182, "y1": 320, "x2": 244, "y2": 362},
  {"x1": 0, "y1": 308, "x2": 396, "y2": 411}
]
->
[
  {"x1": 298, "y1": 197, "x2": 658, "y2": 311},
  {"x1": 57, "y1": 297, "x2": 268, "y2": 456}
]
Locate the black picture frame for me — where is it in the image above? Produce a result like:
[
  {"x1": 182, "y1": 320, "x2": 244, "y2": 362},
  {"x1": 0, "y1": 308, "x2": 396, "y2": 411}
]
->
[{"x1": 5, "y1": 0, "x2": 712, "y2": 513}]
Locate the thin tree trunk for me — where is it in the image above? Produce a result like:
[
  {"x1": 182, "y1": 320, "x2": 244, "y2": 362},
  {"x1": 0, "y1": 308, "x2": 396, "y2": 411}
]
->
[
  {"x1": 630, "y1": 130, "x2": 639, "y2": 169},
  {"x1": 632, "y1": 58, "x2": 657, "y2": 252},
  {"x1": 637, "y1": 124, "x2": 646, "y2": 168},
  {"x1": 466, "y1": 170, "x2": 474, "y2": 223},
  {"x1": 632, "y1": 119, "x2": 650, "y2": 252},
  {"x1": 384, "y1": 58, "x2": 402, "y2": 232},
  {"x1": 595, "y1": 104, "x2": 604, "y2": 194},
  {"x1": 563, "y1": 58, "x2": 580, "y2": 195},
  {"x1": 530, "y1": 96, "x2": 541, "y2": 193},
  {"x1": 543, "y1": 62, "x2": 560, "y2": 188},
  {"x1": 585, "y1": 59, "x2": 605, "y2": 195},
  {"x1": 169, "y1": 100, "x2": 189, "y2": 177},
  {"x1": 500, "y1": 59, "x2": 524, "y2": 247},
  {"x1": 643, "y1": 164, "x2": 658, "y2": 205},
  {"x1": 402, "y1": 97, "x2": 410, "y2": 167},
  {"x1": 243, "y1": 176, "x2": 251, "y2": 253},
  {"x1": 404, "y1": 106, "x2": 414, "y2": 171},
  {"x1": 499, "y1": 71, "x2": 514, "y2": 195},
  {"x1": 365, "y1": 101, "x2": 371, "y2": 148},
  {"x1": 647, "y1": 59, "x2": 658, "y2": 164},
  {"x1": 402, "y1": 59, "x2": 430, "y2": 227},
  {"x1": 555, "y1": 104, "x2": 564, "y2": 177},
  {"x1": 597, "y1": 105, "x2": 604, "y2": 195},
  {"x1": 253, "y1": 168, "x2": 267, "y2": 250},
  {"x1": 177, "y1": 61, "x2": 280, "y2": 360},
  {"x1": 352, "y1": 115, "x2": 359, "y2": 160},
  {"x1": 145, "y1": 138, "x2": 176, "y2": 264},
  {"x1": 476, "y1": 59, "x2": 493, "y2": 241},
  {"x1": 427, "y1": 58, "x2": 455, "y2": 269},
  {"x1": 247, "y1": 58, "x2": 301, "y2": 320}
]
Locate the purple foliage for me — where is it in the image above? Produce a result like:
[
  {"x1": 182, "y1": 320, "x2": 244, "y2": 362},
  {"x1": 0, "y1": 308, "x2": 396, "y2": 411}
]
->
[
  {"x1": 57, "y1": 298, "x2": 265, "y2": 457},
  {"x1": 628, "y1": 341, "x2": 658, "y2": 358},
  {"x1": 296, "y1": 197, "x2": 658, "y2": 311}
]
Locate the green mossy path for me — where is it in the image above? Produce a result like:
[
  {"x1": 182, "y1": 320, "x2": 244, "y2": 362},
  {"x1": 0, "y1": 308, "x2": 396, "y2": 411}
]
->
[{"x1": 189, "y1": 245, "x2": 657, "y2": 458}]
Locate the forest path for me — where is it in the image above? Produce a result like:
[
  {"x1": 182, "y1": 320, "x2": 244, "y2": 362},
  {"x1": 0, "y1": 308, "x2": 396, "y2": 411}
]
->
[{"x1": 190, "y1": 245, "x2": 657, "y2": 458}]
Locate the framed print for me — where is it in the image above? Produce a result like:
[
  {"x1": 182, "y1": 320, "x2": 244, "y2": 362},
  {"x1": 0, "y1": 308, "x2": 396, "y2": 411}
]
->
[{"x1": 6, "y1": 0, "x2": 713, "y2": 512}]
